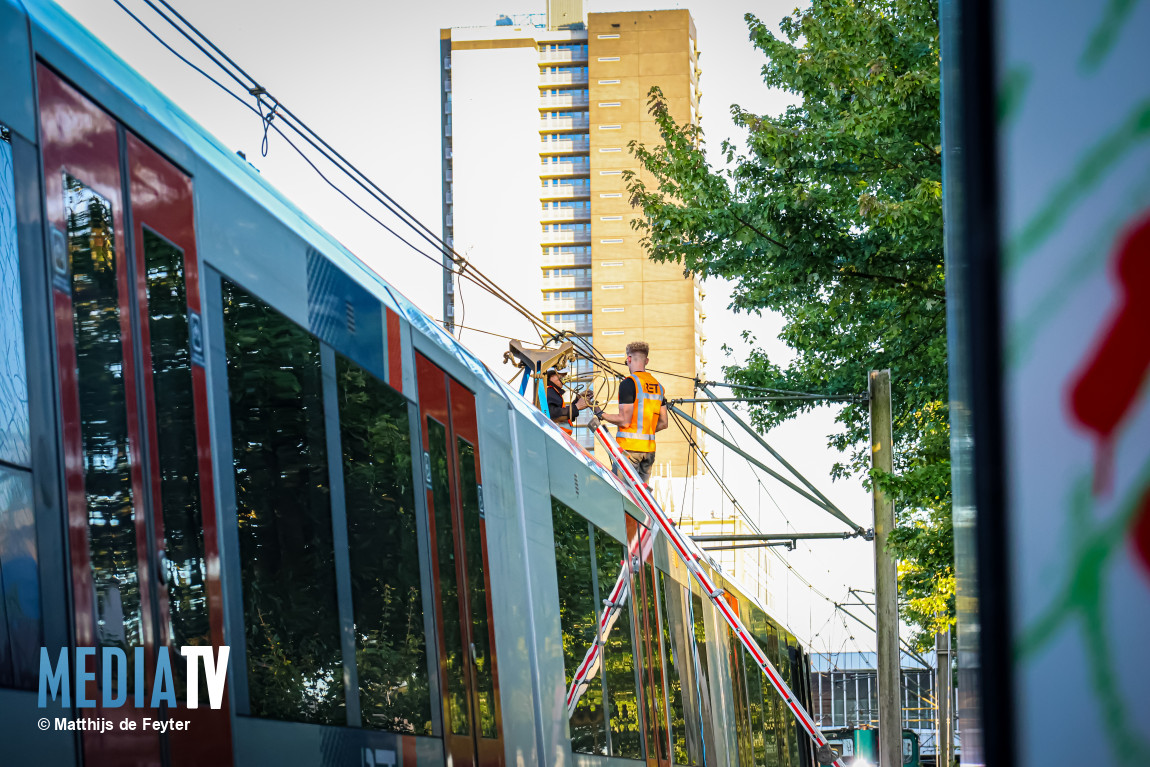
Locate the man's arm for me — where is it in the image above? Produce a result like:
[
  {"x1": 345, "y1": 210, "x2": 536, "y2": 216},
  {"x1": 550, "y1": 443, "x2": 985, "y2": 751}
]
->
[
  {"x1": 655, "y1": 401, "x2": 669, "y2": 432},
  {"x1": 597, "y1": 402, "x2": 633, "y2": 427}
]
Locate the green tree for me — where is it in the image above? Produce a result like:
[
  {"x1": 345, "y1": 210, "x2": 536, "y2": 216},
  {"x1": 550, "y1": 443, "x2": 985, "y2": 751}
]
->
[{"x1": 624, "y1": 0, "x2": 950, "y2": 649}]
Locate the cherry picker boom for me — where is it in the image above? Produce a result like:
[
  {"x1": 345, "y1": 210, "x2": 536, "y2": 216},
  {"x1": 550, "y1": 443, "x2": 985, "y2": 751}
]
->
[{"x1": 587, "y1": 416, "x2": 845, "y2": 767}]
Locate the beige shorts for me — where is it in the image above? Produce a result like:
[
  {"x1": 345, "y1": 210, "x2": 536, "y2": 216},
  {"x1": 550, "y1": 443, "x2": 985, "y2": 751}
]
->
[{"x1": 617, "y1": 449, "x2": 656, "y2": 484}]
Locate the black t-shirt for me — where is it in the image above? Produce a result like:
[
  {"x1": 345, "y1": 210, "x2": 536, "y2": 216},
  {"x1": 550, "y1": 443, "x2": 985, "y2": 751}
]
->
[{"x1": 618, "y1": 375, "x2": 666, "y2": 406}]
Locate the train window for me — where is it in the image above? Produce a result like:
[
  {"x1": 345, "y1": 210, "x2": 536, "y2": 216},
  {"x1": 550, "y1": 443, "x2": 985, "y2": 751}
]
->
[
  {"x1": 690, "y1": 593, "x2": 716, "y2": 760},
  {"x1": 728, "y1": 627, "x2": 755, "y2": 767},
  {"x1": 222, "y1": 280, "x2": 343, "y2": 724},
  {"x1": 141, "y1": 228, "x2": 208, "y2": 700},
  {"x1": 0, "y1": 127, "x2": 29, "y2": 468},
  {"x1": 335, "y1": 353, "x2": 431, "y2": 733},
  {"x1": 0, "y1": 127, "x2": 41, "y2": 692},
  {"x1": 427, "y1": 417, "x2": 469, "y2": 736},
  {"x1": 551, "y1": 498, "x2": 608, "y2": 754},
  {"x1": 754, "y1": 614, "x2": 781, "y2": 765},
  {"x1": 457, "y1": 438, "x2": 497, "y2": 738},
  {"x1": 64, "y1": 174, "x2": 143, "y2": 696},
  {"x1": 0, "y1": 468, "x2": 40, "y2": 689},
  {"x1": 745, "y1": 646, "x2": 767, "y2": 766},
  {"x1": 657, "y1": 572, "x2": 692, "y2": 765},
  {"x1": 595, "y1": 527, "x2": 642, "y2": 759},
  {"x1": 647, "y1": 564, "x2": 670, "y2": 761}
]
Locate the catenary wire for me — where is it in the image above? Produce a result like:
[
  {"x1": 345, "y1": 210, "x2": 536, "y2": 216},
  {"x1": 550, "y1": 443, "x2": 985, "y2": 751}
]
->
[{"x1": 121, "y1": 0, "x2": 563, "y2": 346}]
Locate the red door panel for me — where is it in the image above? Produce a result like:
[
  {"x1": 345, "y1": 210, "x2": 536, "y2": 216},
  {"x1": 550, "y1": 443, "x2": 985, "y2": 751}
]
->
[
  {"x1": 126, "y1": 132, "x2": 232, "y2": 767},
  {"x1": 39, "y1": 63, "x2": 162, "y2": 767}
]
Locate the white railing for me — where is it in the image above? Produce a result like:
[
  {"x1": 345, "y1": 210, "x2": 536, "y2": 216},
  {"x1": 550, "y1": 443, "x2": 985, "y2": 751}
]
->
[
  {"x1": 539, "y1": 49, "x2": 588, "y2": 63},
  {"x1": 539, "y1": 141, "x2": 590, "y2": 155},
  {"x1": 539, "y1": 117, "x2": 590, "y2": 131},
  {"x1": 540, "y1": 208, "x2": 590, "y2": 222},
  {"x1": 542, "y1": 297, "x2": 592, "y2": 312},
  {"x1": 539, "y1": 162, "x2": 590, "y2": 176},
  {"x1": 541, "y1": 251, "x2": 592, "y2": 267},
  {"x1": 540, "y1": 231, "x2": 591, "y2": 244},
  {"x1": 539, "y1": 185, "x2": 590, "y2": 198},
  {"x1": 541, "y1": 274, "x2": 592, "y2": 290},
  {"x1": 539, "y1": 73, "x2": 589, "y2": 86},
  {"x1": 549, "y1": 318, "x2": 593, "y2": 334},
  {"x1": 540, "y1": 94, "x2": 590, "y2": 108}
]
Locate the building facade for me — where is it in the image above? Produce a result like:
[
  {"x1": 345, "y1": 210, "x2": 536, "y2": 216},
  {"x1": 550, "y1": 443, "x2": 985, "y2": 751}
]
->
[{"x1": 440, "y1": 5, "x2": 704, "y2": 474}]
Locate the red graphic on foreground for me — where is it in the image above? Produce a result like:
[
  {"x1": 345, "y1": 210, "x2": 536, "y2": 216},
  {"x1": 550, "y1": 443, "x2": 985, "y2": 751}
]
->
[
  {"x1": 1133, "y1": 488, "x2": 1150, "y2": 578},
  {"x1": 1068, "y1": 209, "x2": 1150, "y2": 495}
]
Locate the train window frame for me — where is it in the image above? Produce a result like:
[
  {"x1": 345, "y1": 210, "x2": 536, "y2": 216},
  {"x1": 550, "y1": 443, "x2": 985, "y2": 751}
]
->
[
  {"x1": 335, "y1": 350, "x2": 433, "y2": 734},
  {"x1": 221, "y1": 277, "x2": 344, "y2": 725},
  {"x1": 0, "y1": 126, "x2": 30, "y2": 468},
  {"x1": 0, "y1": 125, "x2": 42, "y2": 692},
  {"x1": 551, "y1": 496, "x2": 609, "y2": 755}
]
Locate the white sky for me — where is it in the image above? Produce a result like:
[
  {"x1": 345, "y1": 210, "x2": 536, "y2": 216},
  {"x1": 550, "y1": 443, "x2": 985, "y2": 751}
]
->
[{"x1": 54, "y1": 0, "x2": 879, "y2": 652}]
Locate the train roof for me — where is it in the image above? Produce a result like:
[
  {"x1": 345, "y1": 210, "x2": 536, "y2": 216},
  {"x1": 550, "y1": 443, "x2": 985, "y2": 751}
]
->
[
  {"x1": 14, "y1": 0, "x2": 641, "y2": 495},
  {"x1": 13, "y1": 0, "x2": 810, "y2": 652}
]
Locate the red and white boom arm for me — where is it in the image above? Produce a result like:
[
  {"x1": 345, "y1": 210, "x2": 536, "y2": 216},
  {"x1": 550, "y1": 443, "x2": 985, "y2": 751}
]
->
[{"x1": 590, "y1": 419, "x2": 844, "y2": 767}]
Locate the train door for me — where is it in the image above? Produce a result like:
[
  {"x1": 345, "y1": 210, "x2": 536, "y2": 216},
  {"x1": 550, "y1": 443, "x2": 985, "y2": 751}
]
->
[
  {"x1": 38, "y1": 65, "x2": 231, "y2": 767},
  {"x1": 415, "y1": 354, "x2": 503, "y2": 767}
]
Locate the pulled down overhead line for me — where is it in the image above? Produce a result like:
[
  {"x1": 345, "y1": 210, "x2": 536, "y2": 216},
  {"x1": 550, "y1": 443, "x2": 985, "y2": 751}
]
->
[
  {"x1": 119, "y1": 0, "x2": 566, "y2": 345},
  {"x1": 699, "y1": 383, "x2": 846, "y2": 521},
  {"x1": 669, "y1": 404, "x2": 866, "y2": 533}
]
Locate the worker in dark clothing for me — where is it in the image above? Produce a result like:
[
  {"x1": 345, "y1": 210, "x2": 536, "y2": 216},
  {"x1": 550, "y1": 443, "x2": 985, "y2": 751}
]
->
[{"x1": 545, "y1": 367, "x2": 589, "y2": 435}]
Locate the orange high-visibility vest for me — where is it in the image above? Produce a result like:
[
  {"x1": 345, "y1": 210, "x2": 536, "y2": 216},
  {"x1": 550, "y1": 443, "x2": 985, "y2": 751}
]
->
[{"x1": 617, "y1": 371, "x2": 664, "y2": 453}]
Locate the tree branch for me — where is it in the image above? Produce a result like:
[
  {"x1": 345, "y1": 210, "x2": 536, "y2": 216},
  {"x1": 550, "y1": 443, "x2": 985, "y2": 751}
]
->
[
  {"x1": 839, "y1": 269, "x2": 946, "y2": 299},
  {"x1": 729, "y1": 211, "x2": 786, "y2": 249}
]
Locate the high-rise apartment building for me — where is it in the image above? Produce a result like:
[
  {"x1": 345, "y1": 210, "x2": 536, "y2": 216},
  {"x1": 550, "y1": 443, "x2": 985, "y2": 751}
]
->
[{"x1": 440, "y1": 3, "x2": 704, "y2": 477}]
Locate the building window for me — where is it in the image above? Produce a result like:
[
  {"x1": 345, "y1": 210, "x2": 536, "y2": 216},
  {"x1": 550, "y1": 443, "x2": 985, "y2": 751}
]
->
[
  {"x1": 598, "y1": 102, "x2": 621, "y2": 107},
  {"x1": 600, "y1": 170, "x2": 622, "y2": 175},
  {"x1": 597, "y1": 33, "x2": 620, "y2": 39},
  {"x1": 599, "y1": 125, "x2": 622, "y2": 130},
  {"x1": 597, "y1": 57, "x2": 621, "y2": 62},
  {"x1": 598, "y1": 79, "x2": 621, "y2": 85},
  {"x1": 600, "y1": 216, "x2": 622, "y2": 221},
  {"x1": 601, "y1": 285, "x2": 624, "y2": 290},
  {"x1": 600, "y1": 261, "x2": 624, "y2": 267},
  {"x1": 600, "y1": 307, "x2": 624, "y2": 312},
  {"x1": 598, "y1": 148, "x2": 622, "y2": 154},
  {"x1": 601, "y1": 330, "x2": 624, "y2": 336}
]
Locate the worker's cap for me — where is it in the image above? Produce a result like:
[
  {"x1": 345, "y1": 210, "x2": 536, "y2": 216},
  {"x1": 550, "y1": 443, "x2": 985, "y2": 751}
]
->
[{"x1": 546, "y1": 366, "x2": 566, "y2": 377}]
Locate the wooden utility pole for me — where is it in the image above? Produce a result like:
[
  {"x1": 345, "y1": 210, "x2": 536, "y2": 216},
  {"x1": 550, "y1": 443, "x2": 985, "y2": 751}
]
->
[
  {"x1": 869, "y1": 370, "x2": 901, "y2": 767},
  {"x1": 936, "y1": 621, "x2": 953, "y2": 767}
]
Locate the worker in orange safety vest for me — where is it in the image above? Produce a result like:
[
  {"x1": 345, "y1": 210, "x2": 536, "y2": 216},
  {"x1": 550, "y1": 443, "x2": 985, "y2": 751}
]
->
[{"x1": 590, "y1": 340, "x2": 668, "y2": 484}]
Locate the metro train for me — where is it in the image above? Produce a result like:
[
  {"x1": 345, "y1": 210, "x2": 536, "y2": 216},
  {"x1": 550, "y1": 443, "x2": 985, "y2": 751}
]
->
[{"x1": 0, "y1": 1, "x2": 822, "y2": 765}]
